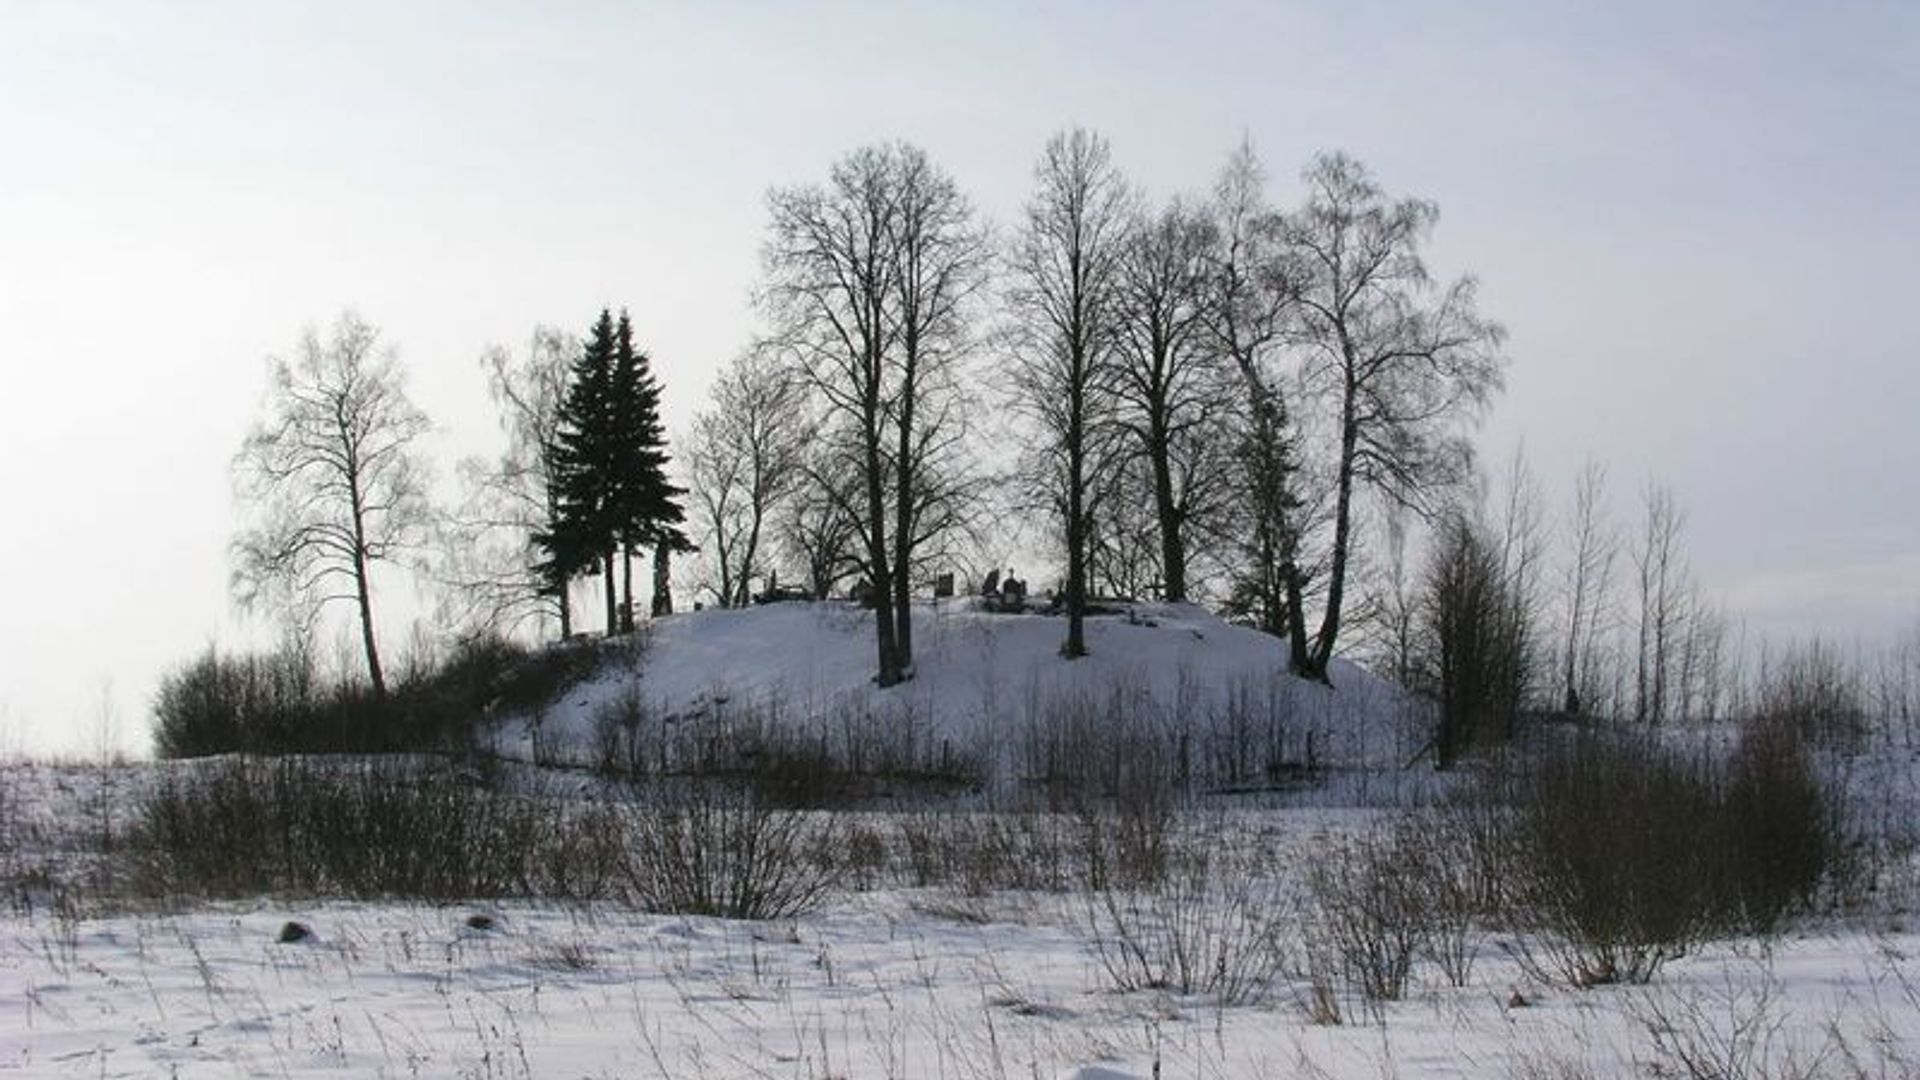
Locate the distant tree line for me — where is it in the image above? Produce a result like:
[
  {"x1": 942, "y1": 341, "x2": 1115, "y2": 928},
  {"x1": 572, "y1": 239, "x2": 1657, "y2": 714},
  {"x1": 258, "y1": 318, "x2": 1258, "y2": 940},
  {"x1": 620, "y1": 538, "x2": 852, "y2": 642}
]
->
[
  {"x1": 222, "y1": 130, "x2": 1508, "y2": 721},
  {"x1": 209, "y1": 126, "x2": 1913, "y2": 765},
  {"x1": 684, "y1": 129, "x2": 1504, "y2": 687}
]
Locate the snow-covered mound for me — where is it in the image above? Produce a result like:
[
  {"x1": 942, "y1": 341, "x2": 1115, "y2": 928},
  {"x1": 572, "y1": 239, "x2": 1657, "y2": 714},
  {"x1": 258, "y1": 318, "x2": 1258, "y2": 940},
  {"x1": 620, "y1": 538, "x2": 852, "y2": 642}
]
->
[{"x1": 502, "y1": 599, "x2": 1422, "y2": 779}]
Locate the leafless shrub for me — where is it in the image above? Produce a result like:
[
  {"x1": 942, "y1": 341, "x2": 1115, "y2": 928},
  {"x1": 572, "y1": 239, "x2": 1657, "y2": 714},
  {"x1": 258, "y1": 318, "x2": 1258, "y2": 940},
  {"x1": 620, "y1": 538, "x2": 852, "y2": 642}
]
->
[
  {"x1": 1756, "y1": 640, "x2": 1867, "y2": 752},
  {"x1": 1206, "y1": 674, "x2": 1316, "y2": 790},
  {"x1": 897, "y1": 811, "x2": 1075, "y2": 895},
  {"x1": 1084, "y1": 843, "x2": 1287, "y2": 1005},
  {"x1": 1017, "y1": 681, "x2": 1182, "y2": 811},
  {"x1": 527, "y1": 708, "x2": 564, "y2": 767},
  {"x1": 531, "y1": 940, "x2": 595, "y2": 972},
  {"x1": 1499, "y1": 735, "x2": 1720, "y2": 986},
  {"x1": 1077, "y1": 788, "x2": 1174, "y2": 892},
  {"x1": 591, "y1": 684, "x2": 653, "y2": 779},
  {"x1": 0, "y1": 768, "x2": 14, "y2": 860},
  {"x1": 1629, "y1": 964, "x2": 1832, "y2": 1080},
  {"x1": 133, "y1": 758, "x2": 547, "y2": 900},
  {"x1": 1506, "y1": 1050, "x2": 1602, "y2": 1080},
  {"x1": 1481, "y1": 725, "x2": 1846, "y2": 988},
  {"x1": 841, "y1": 820, "x2": 890, "y2": 893},
  {"x1": 1393, "y1": 810, "x2": 1487, "y2": 987},
  {"x1": 623, "y1": 784, "x2": 841, "y2": 919},
  {"x1": 522, "y1": 799, "x2": 631, "y2": 902},
  {"x1": 1722, "y1": 720, "x2": 1840, "y2": 933},
  {"x1": 1433, "y1": 773, "x2": 1523, "y2": 923},
  {"x1": 1295, "y1": 925, "x2": 1347, "y2": 1026},
  {"x1": 1306, "y1": 824, "x2": 1426, "y2": 1002},
  {"x1": 648, "y1": 697, "x2": 985, "y2": 807},
  {"x1": 153, "y1": 633, "x2": 602, "y2": 759}
]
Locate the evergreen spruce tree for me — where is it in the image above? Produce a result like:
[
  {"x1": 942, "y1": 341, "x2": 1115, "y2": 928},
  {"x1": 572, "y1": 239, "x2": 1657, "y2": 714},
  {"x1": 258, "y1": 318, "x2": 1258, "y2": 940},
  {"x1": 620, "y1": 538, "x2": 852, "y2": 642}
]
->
[
  {"x1": 541, "y1": 308, "x2": 689, "y2": 636},
  {"x1": 544, "y1": 310, "x2": 622, "y2": 635},
  {"x1": 609, "y1": 311, "x2": 688, "y2": 627}
]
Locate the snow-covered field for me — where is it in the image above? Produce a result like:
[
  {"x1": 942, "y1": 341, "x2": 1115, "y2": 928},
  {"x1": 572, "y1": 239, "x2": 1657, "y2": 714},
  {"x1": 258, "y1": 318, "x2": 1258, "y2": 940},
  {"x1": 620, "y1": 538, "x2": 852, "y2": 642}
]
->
[
  {"x1": 7, "y1": 869, "x2": 1920, "y2": 1077},
  {"x1": 6, "y1": 603, "x2": 1919, "y2": 1078}
]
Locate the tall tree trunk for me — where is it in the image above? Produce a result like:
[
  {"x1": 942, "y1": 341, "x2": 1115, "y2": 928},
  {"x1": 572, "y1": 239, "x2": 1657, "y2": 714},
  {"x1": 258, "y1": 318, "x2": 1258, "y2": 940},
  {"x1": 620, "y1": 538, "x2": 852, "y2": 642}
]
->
[
  {"x1": 346, "y1": 480, "x2": 387, "y2": 698},
  {"x1": 891, "y1": 546, "x2": 913, "y2": 672},
  {"x1": 1148, "y1": 412, "x2": 1185, "y2": 602},
  {"x1": 353, "y1": 552, "x2": 386, "y2": 698},
  {"x1": 1063, "y1": 379, "x2": 1088, "y2": 658},
  {"x1": 620, "y1": 543, "x2": 635, "y2": 633},
  {"x1": 892, "y1": 356, "x2": 918, "y2": 672},
  {"x1": 1307, "y1": 371, "x2": 1359, "y2": 681},
  {"x1": 1562, "y1": 585, "x2": 1585, "y2": 716},
  {"x1": 602, "y1": 547, "x2": 618, "y2": 637},
  {"x1": 1285, "y1": 570, "x2": 1312, "y2": 674},
  {"x1": 651, "y1": 539, "x2": 674, "y2": 616},
  {"x1": 557, "y1": 586, "x2": 571, "y2": 639},
  {"x1": 863, "y1": 423, "x2": 902, "y2": 686},
  {"x1": 737, "y1": 513, "x2": 763, "y2": 609}
]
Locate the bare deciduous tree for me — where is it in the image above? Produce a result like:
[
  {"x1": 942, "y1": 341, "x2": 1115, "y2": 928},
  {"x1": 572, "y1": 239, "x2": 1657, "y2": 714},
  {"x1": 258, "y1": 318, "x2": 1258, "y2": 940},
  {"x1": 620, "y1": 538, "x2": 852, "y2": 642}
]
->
[
  {"x1": 1676, "y1": 588, "x2": 1729, "y2": 722},
  {"x1": 1558, "y1": 460, "x2": 1619, "y2": 717},
  {"x1": 1492, "y1": 447, "x2": 1549, "y2": 735},
  {"x1": 781, "y1": 440, "x2": 864, "y2": 601},
  {"x1": 1112, "y1": 196, "x2": 1232, "y2": 602},
  {"x1": 686, "y1": 348, "x2": 811, "y2": 607},
  {"x1": 232, "y1": 312, "x2": 433, "y2": 698},
  {"x1": 1285, "y1": 152, "x2": 1506, "y2": 678},
  {"x1": 1201, "y1": 141, "x2": 1312, "y2": 667},
  {"x1": 1006, "y1": 127, "x2": 1135, "y2": 658},
  {"x1": 1420, "y1": 503, "x2": 1530, "y2": 768},
  {"x1": 884, "y1": 145, "x2": 990, "y2": 666},
  {"x1": 763, "y1": 146, "x2": 907, "y2": 682},
  {"x1": 1634, "y1": 482, "x2": 1689, "y2": 724},
  {"x1": 442, "y1": 326, "x2": 578, "y2": 639},
  {"x1": 1086, "y1": 455, "x2": 1165, "y2": 600},
  {"x1": 1369, "y1": 501, "x2": 1420, "y2": 691},
  {"x1": 761, "y1": 141, "x2": 984, "y2": 684}
]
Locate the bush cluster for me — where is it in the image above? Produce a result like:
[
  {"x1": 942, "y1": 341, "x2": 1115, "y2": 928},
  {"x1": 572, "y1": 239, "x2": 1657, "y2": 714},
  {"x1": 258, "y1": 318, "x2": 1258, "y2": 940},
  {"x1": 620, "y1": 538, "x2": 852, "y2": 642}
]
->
[
  {"x1": 1491, "y1": 728, "x2": 1840, "y2": 986},
  {"x1": 135, "y1": 758, "x2": 542, "y2": 899},
  {"x1": 591, "y1": 693, "x2": 987, "y2": 807},
  {"x1": 131, "y1": 758, "x2": 842, "y2": 918},
  {"x1": 152, "y1": 635, "x2": 603, "y2": 758}
]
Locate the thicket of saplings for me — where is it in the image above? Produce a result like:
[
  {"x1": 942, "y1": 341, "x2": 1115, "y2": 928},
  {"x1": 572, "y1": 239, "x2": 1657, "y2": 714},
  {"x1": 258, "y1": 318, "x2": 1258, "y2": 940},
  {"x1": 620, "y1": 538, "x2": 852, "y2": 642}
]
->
[{"x1": 149, "y1": 634, "x2": 610, "y2": 758}]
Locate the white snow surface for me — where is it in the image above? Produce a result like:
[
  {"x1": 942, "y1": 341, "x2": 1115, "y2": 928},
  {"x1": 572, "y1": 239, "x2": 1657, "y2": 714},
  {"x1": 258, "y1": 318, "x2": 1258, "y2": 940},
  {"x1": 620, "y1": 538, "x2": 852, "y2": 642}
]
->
[
  {"x1": 11, "y1": 606, "x2": 1920, "y2": 1075},
  {"x1": 7, "y1": 871, "x2": 1920, "y2": 1077},
  {"x1": 506, "y1": 599, "x2": 1420, "y2": 775}
]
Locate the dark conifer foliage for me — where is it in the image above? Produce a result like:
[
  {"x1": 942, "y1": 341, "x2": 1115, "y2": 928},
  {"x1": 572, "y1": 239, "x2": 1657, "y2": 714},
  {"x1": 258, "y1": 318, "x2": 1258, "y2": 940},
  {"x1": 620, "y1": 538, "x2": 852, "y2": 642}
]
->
[
  {"x1": 542, "y1": 308, "x2": 688, "y2": 636},
  {"x1": 609, "y1": 312, "x2": 688, "y2": 629},
  {"x1": 544, "y1": 310, "x2": 622, "y2": 634}
]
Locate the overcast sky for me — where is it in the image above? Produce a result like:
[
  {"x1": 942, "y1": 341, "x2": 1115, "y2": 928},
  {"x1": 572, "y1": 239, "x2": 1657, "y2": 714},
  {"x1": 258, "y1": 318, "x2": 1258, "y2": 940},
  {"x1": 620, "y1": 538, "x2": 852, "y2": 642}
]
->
[{"x1": 2, "y1": 1, "x2": 1915, "y2": 754}]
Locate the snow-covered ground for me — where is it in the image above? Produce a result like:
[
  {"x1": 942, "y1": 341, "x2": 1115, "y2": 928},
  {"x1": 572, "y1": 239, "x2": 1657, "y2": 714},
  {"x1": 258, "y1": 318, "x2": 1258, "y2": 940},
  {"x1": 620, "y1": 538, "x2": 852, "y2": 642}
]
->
[
  {"x1": 7, "y1": 604, "x2": 1920, "y2": 1077},
  {"x1": 6, "y1": 753, "x2": 1919, "y2": 1078},
  {"x1": 7, "y1": 875, "x2": 1920, "y2": 1077},
  {"x1": 495, "y1": 600, "x2": 1427, "y2": 794}
]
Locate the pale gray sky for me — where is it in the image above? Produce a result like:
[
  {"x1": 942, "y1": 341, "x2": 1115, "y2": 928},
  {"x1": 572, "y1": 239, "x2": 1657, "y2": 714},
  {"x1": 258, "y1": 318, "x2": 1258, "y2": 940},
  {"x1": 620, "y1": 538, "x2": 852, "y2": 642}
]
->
[{"x1": 2, "y1": 1, "x2": 1915, "y2": 753}]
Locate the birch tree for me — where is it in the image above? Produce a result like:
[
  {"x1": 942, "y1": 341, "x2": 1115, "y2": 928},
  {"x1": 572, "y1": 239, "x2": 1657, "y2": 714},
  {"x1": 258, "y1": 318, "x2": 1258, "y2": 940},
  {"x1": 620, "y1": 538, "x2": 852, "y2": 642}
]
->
[
  {"x1": 686, "y1": 348, "x2": 811, "y2": 607},
  {"x1": 232, "y1": 312, "x2": 433, "y2": 698},
  {"x1": 1285, "y1": 152, "x2": 1506, "y2": 678}
]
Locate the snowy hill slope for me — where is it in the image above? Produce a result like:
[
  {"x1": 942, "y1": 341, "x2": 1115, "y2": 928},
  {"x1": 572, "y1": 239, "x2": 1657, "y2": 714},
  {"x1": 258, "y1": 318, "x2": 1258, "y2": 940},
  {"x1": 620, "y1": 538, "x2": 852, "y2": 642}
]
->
[{"x1": 498, "y1": 599, "x2": 1424, "y2": 785}]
